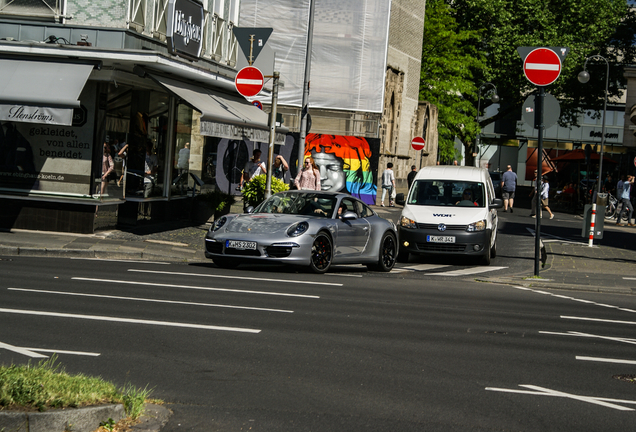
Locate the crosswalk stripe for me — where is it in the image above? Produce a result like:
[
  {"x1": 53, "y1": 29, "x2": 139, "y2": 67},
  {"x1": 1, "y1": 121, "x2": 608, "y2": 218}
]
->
[
  {"x1": 428, "y1": 266, "x2": 508, "y2": 276},
  {"x1": 401, "y1": 264, "x2": 451, "y2": 271}
]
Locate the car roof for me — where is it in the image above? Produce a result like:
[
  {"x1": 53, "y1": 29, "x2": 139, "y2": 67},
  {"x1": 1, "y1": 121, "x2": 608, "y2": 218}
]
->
[{"x1": 414, "y1": 166, "x2": 489, "y2": 182}]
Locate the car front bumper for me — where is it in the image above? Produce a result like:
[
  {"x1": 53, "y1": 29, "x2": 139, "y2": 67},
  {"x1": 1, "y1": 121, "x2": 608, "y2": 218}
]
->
[{"x1": 397, "y1": 226, "x2": 491, "y2": 256}]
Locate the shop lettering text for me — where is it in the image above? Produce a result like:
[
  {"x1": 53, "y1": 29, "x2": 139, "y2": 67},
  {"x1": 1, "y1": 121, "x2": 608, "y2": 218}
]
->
[
  {"x1": 589, "y1": 131, "x2": 619, "y2": 139},
  {"x1": 29, "y1": 126, "x2": 78, "y2": 138},
  {"x1": 7, "y1": 106, "x2": 54, "y2": 123},
  {"x1": 173, "y1": 10, "x2": 202, "y2": 45}
]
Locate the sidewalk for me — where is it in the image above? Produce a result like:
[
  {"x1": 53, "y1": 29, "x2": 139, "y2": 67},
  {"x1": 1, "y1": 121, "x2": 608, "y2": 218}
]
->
[{"x1": 0, "y1": 207, "x2": 634, "y2": 295}]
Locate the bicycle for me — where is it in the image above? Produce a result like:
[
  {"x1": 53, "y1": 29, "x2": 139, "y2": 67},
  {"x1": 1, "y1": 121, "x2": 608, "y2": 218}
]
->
[{"x1": 605, "y1": 193, "x2": 630, "y2": 222}]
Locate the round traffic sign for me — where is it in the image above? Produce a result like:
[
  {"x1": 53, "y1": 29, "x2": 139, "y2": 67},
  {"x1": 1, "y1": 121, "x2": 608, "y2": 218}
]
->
[
  {"x1": 252, "y1": 100, "x2": 263, "y2": 110},
  {"x1": 523, "y1": 48, "x2": 562, "y2": 86},
  {"x1": 235, "y1": 66, "x2": 264, "y2": 97},
  {"x1": 411, "y1": 136, "x2": 425, "y2": 151}
]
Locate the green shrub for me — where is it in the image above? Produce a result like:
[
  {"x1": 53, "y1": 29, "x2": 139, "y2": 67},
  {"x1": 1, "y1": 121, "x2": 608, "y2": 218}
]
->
[
  {"x1": 242, "y1": 174, "x2": 290, "y2": 207},
  {"x1": 200, "y1": 188, "x2": 236, "y2": 214}
]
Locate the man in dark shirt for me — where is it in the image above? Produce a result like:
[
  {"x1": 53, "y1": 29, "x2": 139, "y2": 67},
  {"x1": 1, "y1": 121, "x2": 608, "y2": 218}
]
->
[
  {"x1": 407, "y1": 165, "x2": 417, "y2": 190},
  {"x1": 501, "y1": 165, "x2": 518, "y2": 213}
]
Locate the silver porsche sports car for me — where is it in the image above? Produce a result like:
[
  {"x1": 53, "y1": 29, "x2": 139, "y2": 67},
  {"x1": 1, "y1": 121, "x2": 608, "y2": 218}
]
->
[{"x1": 205, "y1": 191, "x2": 398, "y2": 273}]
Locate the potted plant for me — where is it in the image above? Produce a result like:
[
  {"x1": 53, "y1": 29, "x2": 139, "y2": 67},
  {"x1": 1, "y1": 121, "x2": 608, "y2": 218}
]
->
[{"x1": 242, "y1": 174, "x2": 290, "y2": 209}]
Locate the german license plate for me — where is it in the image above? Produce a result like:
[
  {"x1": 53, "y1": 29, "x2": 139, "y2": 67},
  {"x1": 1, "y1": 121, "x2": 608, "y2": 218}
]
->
[
  {"x1": 226, "y1": 240, "x2": 257, "y2": 250},
  {"x1": 427, "y1": 235, "x2": 455, "y2": 243}
]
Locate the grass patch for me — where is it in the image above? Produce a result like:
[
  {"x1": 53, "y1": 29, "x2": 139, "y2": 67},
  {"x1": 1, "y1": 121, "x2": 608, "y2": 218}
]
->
[{"x1": 0, "y1": 355, "x2": 153, "y2": 419}]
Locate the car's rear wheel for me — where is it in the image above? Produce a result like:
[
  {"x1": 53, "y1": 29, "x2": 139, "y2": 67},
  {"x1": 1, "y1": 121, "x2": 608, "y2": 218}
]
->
[
  {"x1": 309, "y1": 232, "x2": 333, "y2": 274},
  {"x1": 213, "y1": 257, "x2": 240, "y2": 269},
  {"x1": 368, "y1": 232, "x2": 397, "y2": 272}
]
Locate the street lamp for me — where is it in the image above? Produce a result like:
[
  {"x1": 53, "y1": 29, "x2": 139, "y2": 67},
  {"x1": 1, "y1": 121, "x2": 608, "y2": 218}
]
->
[
  {"x1": 474, "y1": 83, "x2": 500, "y2": 167},
  {"x1": 578, "y1": 55, "x2": 609, "y2": 247}
]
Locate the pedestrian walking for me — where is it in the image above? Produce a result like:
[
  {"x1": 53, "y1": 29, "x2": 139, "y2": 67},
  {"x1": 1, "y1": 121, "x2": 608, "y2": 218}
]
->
[
  {"x1": 380, "y1": 162, "x2": 396, "y2": 207},
  {"x1": 616, "y1": 174, "x2": 634, "y2": 226},
  {"x1": 501, "y1": 165, "x2": 517, "y2": 212},
  {"x1": 407, "y1": 165, "x2": 417, "y2": 190},
  {"x1": 240, "y1": 149, "x2": 266, "y2": 189},
  {"x1": 533, "y1": 177, "x2": 554, "y2": 219}
]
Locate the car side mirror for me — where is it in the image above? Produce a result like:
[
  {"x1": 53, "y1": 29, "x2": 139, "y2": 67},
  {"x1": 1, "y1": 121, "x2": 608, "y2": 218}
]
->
[
  {"x1": 395, "y1": 193, "x2": 405, "y2": 206},
  {"x1": 341, "y1": 211, "x2": 358, "y2": 220},
  {"x1": 490, "y1": 198, "x2": 503, "y2": 209},
  {"x1": 246, "y1": 206, "x2": 255, "y2": 214}
]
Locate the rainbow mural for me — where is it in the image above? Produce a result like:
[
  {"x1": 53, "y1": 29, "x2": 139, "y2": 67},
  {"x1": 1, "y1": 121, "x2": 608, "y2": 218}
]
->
[{"x1": 305, "y1": 134, "x2": 377, "y2": 205}]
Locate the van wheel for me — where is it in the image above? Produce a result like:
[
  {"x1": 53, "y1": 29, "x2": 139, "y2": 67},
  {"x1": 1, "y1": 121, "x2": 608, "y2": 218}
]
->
[
  {"x1": 481, "y1": 236, "x2": 492, "y2": 266},
  {"x1": 490, "y1": 236, "x2": 497, "y2": 258}
]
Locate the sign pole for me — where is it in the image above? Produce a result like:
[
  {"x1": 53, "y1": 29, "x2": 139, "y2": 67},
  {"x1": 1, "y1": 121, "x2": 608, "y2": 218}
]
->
[
  {"x1": 298, "y1": 0, "x2": 316, "y2": 164},
  {"x1": 265, "y1": 71, "x2": 280, "y2": 200},
  {"x1": 534, "y1": 87, "x2": 544, "y2": 276}
]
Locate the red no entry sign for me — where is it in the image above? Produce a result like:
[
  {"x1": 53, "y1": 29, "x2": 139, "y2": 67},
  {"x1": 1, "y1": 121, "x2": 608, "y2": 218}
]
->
[
  {"x1": 235, "y1": 66, "x2": 264, "y2": 97},
  {"x1": 411, "y1": 136, "x2": 425, "y2": 151},
  {"x1": 523, "y1": 48, "x2": 562, "y2": 86}
]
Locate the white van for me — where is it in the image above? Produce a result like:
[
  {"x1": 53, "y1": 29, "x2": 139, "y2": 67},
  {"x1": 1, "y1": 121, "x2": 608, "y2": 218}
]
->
[{"x1": 396, "y1": 166, "x2": 503, "y2": 265}]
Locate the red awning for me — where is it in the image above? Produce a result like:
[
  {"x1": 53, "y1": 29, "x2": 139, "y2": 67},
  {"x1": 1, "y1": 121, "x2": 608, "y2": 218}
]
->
[{"x1": 551, "y1": 149, "x2": 617, "y2": 163}]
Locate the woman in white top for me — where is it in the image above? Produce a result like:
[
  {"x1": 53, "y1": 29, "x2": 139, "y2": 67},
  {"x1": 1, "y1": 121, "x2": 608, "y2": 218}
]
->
[{"x1": 294, "y1": 157, "x2": 321, "y2": 191}]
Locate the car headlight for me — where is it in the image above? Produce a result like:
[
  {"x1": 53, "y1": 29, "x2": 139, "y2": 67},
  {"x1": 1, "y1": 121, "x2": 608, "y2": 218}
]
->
[
  {"x1": 466, "y1": 220, "x2": 486, "y2": 232},
  {"x1": 287, "y1": 221, "x2": 309, "y2": 237},
  {"x1": 400, "y1": 216, "x2": 417, "y2": 229},
  {"x1": 211, "y1": 216, "x2": 227, "y2": 232}
]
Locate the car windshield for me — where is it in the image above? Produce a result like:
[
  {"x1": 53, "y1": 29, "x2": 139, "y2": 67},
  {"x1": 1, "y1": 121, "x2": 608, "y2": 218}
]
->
[
  {"x1": 408, "y1": 180, "x2": 486, "y2": 207},
  {"x1": 254, "y1": 192, "x2": 337, "y2": 217}
]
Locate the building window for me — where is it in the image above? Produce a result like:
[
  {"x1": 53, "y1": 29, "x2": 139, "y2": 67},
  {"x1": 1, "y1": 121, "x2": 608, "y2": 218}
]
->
[{"x1": 0, "y1": 0, "x2": 62, "y2": 20}]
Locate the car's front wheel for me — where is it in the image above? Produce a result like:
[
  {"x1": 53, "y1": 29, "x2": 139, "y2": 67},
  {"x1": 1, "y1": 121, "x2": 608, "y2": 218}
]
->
[
  {"x1": 367, "y1": 232, "x2": 397, "y2": 272},
  {"x1": 309, "y1": 232, "x2": 332, "y2": 274}
]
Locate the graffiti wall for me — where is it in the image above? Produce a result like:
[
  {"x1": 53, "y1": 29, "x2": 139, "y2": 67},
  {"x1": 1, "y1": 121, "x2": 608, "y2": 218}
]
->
[{"x1": 212, "y1": 133, "x2": 381, "y2": 205}]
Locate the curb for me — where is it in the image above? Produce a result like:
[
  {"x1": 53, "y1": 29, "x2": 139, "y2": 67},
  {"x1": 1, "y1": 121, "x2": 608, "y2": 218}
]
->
[
  {"x1": 130, "y1": 404, "x2": 172, "y2": 432},
  {"x1": 475, "y1": 276, "x2": 635, "y2": 294},
  {"x1": 0, "y1": 403, "x2": 124, "y2": 432},
  {"x1": 0, "y1": 246, "x2": 207, "y2": 263}
]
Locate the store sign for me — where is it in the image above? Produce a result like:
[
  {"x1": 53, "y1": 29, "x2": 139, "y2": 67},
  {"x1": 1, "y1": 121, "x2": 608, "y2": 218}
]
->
[
  {"x1": 0, "y1": 104, "x2": 73, "y2": 126},
  {"x1": 200, "y1": 121, "x2": 286, "y2": 145},
  {"x1": 166, "y1": 0, "x2": 204, "y2": 59}
]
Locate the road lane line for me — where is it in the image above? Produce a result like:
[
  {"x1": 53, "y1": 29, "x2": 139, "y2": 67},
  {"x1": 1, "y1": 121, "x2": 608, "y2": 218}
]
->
[
  {"x1": 540, "y1": 331, "x2": 636, "y2": 345},
  {"x1": 21, "y1": 348, "x2": 100, "y2": 357},
  {"x1": 8, "y1": 288, "x2": 294, "y2": 314},
  {"x1": 0, "y1": 341, "x2": 48, "y2": 358},
  {"x1": 72, "y1": 277, "x2": 320, "y2": 299},
  {"x1": 401, "y1": 264, "x2": 451, "y2": 271},
  {"x1": 511, "y1": 286, "x2": 636, "y2": 313},
  {"x1": 576, "y1": 356, "x2": 636, "y2": 365},
  {"x1": 624, "y1": 277, "x2": 636, "y2": 280},
  {"x1": 0, "y1": 308, "x2": 261, "y2": 333},
  {"x1": 127, "y1": 269, "x2": 342, "y2": 286},
  {"x1": 561, "y1": 316, "x2": 636, "y2": 326}
]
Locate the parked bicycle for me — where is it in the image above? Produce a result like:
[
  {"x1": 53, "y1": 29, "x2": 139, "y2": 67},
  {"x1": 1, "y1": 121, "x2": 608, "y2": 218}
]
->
[{"x1": 604, "y1": 192, "x2": 629, "y2": 222}]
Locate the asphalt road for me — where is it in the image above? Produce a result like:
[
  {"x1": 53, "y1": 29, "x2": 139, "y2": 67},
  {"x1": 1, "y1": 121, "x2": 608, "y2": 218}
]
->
[{"x1": 1, "y1": 252, "x2": 636, "y2": 431}]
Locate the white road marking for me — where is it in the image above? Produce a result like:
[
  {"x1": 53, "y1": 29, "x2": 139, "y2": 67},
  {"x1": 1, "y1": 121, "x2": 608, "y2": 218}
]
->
[
  {"x1": 72, "y1": 277, "x2": 320, "y2": 299},
  {"x1": 430, "y1": 266, "x2": 508, "y2": 276},
  {"x1": 511, "y1": 286, "x2": 636, "y2": 313},
  {"x1": 524, "y1": 228, "x2": 583, "y2": 243},
  {"x1": 624, "y1": 277, "x2": 636, "y2": 281},
  {"x1": 325, "y1": 273, "x2": 363, "y2": 278},
  {"x1": 486, "y1": 384, "x2": 635, "y2": 411},
  {"x1": 561, "y1": 316, "x2": 636, "y2": 325},
  {"x1": 0, "y1": 308, "x2": 261, "y2": 333},
  {"x1": 128, "y1": 269, "x2": 342, "y2": 286},
  {"x1": 71, "y1": 258, "x2": 170, "y2": 265},
  {"x1": 576, "y1": 356, "x2": 636, "y2": 365},
  {"x1": 0, "y1": 341, "x2": 48, "y2": 358},
  {"x1": 402, "y1": 264, "x2": 451, "y2": 271},
  {"x1": 8, "y1": 288, "x2": 294, "y2": 314},
  {"x1": 540, "y1": 331, "x2": 636, "y2": 346},
  {"x1": 21, "y1": 348, "x2": 100, "y2": 357}
]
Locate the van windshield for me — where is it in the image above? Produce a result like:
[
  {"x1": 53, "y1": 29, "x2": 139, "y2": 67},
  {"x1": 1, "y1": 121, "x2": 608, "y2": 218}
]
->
[{"x1": 407, "y1": 180, "x2": 486, "y2": 207}]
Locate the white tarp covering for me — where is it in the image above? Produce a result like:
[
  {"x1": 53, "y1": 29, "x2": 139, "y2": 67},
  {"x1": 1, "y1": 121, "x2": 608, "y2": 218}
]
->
[{"x1": 239, "y1": 0, "x2": 390, "y2": 113}]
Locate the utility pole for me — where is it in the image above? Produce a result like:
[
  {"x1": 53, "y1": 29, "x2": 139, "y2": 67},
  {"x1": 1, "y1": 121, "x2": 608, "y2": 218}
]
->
[
  {"x1": 265, "y1": 71, "x2": 280, "y2": 199},
  {"x1": 298, "y1": 0, "x2": 316, "y2": 162}
]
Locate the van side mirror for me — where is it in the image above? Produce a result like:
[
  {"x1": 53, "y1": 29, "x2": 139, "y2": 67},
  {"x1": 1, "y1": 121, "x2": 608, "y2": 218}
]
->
[
  {"x1": 490, "y1": 198, "x2": 503, "y2": 209},
  {"x1": 395, "y1": 193, "x2": 405, "y2": 206}
]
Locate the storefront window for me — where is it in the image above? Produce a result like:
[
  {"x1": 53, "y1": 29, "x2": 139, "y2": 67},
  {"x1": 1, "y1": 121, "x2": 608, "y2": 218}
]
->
[{"x1": 171, "y1": 103, "x2": 193, "y2": 196}]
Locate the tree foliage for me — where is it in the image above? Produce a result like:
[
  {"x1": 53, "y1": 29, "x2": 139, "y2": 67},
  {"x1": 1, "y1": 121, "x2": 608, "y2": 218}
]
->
[{"x1": 422, "y1": 0, "x2": 636, "y2": 163}]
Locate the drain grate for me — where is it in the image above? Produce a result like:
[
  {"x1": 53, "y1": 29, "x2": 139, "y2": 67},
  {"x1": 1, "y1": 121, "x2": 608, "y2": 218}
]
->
[{"x1": 613, "y1": 374, "x2": 636, "y2": 384}]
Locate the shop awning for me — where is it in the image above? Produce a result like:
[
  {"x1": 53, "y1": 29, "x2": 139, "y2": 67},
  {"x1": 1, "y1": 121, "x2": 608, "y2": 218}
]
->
[
  {"x1": 148, "y1": 73, "x2": 286, "y2": 143},
  {"x1": 0, "y1": 59, "x2": 94, "y2": 126}
]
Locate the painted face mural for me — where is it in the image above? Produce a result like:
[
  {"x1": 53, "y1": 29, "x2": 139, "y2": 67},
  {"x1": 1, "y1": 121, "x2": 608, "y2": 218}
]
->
[{"x1": 305, "y1": 134, "x2": 377, "y2": 205}]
